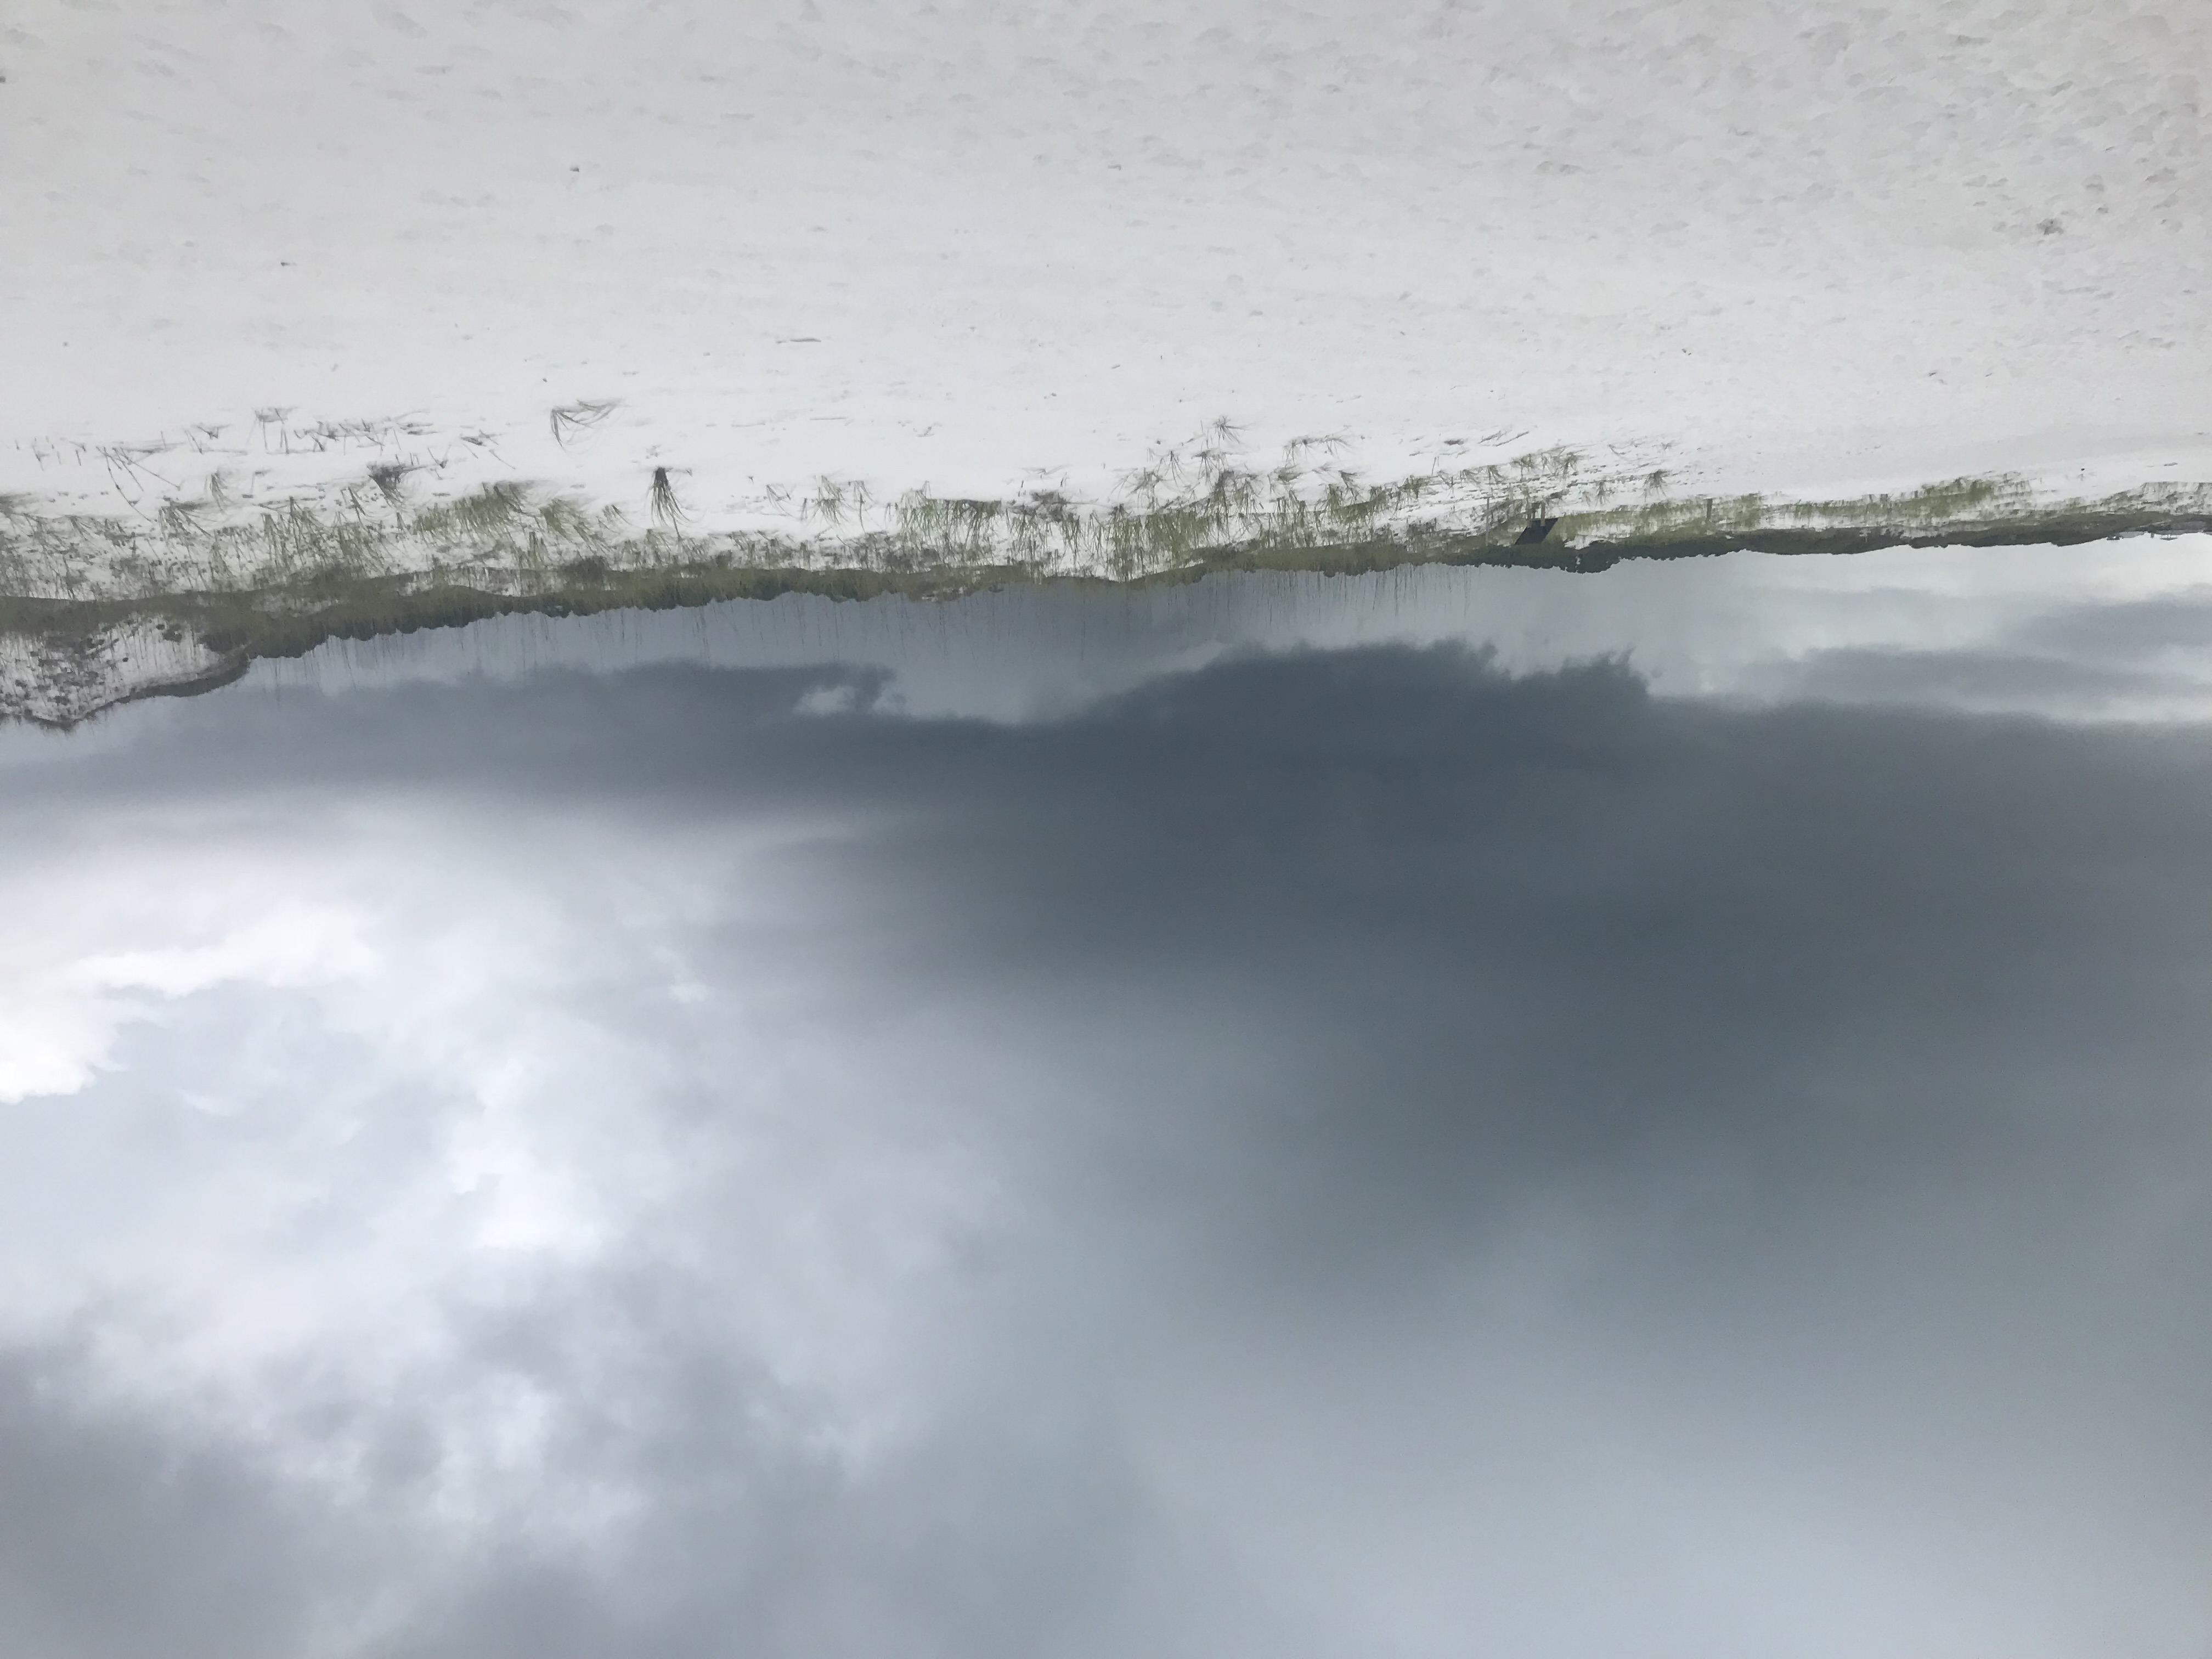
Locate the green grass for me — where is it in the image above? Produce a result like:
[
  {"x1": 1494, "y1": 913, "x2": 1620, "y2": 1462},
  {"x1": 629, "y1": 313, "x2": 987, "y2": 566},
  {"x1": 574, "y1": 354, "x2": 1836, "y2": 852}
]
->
[
  {"x1": 4, "y1": 420, "x2": 2208, "y2": 725},
  {"x1": 0, "y1": 426, "x2": 1645, "y2": 610}
]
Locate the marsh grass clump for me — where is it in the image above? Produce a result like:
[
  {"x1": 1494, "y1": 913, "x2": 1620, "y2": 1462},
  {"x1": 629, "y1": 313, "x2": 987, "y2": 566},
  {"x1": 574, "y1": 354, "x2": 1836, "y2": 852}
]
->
[
  {"x1": 6, "y1": 405, "x2": 2209, "y2": 726},
  {"x1": 1546, "y1": 471, "x2": 2075, "y2": 561},
  {"x1": 367, "y1": 461, "x2": 416, "y2": 505},
  {"x1": 415, "y1": 481, "x2": 534, "y2": 540},
  {"x1": 648, "y1": 467, "x2": 690, "y2": 531},
  {"x1": 786, "y1": 424, "x2": 1644, "y2": 583}
]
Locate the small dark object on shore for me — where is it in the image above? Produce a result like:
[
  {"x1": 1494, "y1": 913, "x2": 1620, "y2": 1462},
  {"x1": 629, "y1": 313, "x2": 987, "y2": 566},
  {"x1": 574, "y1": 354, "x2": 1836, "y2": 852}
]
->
[{"x1": 1515, "y1": 517, "x2": 1559, "y2": 545}]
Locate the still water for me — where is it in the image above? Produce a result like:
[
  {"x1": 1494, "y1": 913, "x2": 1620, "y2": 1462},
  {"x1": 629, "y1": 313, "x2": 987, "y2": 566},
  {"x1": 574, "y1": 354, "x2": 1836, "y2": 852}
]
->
[{"x1": 3, "y1": 546, "x2": 2210, "y2": 1658}]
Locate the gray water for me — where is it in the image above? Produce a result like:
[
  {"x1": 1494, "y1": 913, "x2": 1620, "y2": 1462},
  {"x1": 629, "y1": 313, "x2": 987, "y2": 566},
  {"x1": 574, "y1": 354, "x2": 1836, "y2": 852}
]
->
[{"x1": 3, "y1": 551, "x2": 2210, "y2": 1658}]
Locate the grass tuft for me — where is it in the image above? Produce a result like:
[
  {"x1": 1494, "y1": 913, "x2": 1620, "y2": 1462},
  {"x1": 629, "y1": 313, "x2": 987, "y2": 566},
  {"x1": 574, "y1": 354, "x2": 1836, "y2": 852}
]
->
[
  {"x1": 367, "y1": 461, "x2": 415, "y2": 505},
  {"x1": 550, "y1": 399, "x2": 620, "y2": 448},
  {"x1": 649, "y1": 467, "x2": 690, "y2": 529}
]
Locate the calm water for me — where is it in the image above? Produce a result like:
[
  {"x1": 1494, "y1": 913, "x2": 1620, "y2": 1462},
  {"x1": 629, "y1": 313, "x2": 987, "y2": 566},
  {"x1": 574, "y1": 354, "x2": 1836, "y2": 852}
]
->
[{"x1": 4, "y1": 549, "x2": 2211, "y2": 1658}]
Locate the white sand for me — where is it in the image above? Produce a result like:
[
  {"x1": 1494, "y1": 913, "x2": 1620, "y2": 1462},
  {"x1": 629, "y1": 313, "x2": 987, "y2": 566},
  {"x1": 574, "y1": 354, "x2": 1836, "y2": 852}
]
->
[{"x1": 5, "y1": 0, "x2": 2208, "y2": 526}]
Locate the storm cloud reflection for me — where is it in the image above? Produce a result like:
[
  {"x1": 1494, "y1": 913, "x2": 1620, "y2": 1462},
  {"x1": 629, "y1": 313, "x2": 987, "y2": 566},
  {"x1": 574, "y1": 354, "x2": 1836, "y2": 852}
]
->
[{"x1": 2, "y1": 641, "x2": 2208, "y2": 1658}]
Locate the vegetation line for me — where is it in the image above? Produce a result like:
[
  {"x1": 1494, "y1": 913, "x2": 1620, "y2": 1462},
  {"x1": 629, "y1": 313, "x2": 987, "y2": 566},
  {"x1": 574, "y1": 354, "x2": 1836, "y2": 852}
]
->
[{"x1": 3, "y1": 418, "x2": 2207, "y2": 727}]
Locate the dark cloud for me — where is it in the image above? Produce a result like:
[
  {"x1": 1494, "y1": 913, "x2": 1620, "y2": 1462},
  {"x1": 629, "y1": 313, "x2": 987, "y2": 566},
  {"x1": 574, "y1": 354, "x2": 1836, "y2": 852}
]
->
[
  {"x1": 0, "y1": 1344, "x2": 347, "y2": 1659},
  {"x1": 4, "y1": 642, "x2": 2210, "y2": 1656}
]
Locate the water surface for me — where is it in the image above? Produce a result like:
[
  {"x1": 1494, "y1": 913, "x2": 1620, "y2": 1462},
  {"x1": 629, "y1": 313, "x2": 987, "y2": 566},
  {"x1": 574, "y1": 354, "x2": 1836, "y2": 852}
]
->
[{"x1": 3, "y1": 550, "x2": 2209, "y2": 1658}]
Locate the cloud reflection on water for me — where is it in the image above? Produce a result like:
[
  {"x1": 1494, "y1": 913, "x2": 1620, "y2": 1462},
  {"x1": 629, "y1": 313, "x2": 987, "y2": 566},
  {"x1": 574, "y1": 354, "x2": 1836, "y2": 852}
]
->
[
  {"x1": 1, "y1": 560, "x2": 2210, "y2": 1657},
  {"x1": 209, "y1": 534, "x2": 2212, "y2": 728}
]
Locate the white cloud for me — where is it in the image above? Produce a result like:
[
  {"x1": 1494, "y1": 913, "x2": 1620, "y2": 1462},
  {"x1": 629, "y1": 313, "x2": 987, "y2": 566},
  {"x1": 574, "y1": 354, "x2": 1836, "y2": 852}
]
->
[{"x1": 0, "y1": 799, "x2": 1001, "y2": 1529}]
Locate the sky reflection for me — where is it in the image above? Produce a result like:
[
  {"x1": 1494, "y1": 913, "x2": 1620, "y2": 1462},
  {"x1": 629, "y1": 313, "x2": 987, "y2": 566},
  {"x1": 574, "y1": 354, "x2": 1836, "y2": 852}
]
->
[
  {"x1": 3, "y1": 554, "x2": 2210, "y2": 1658},
  {"x1": 240, "y1": 534, "x2": 2212, "y2": 726}
]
